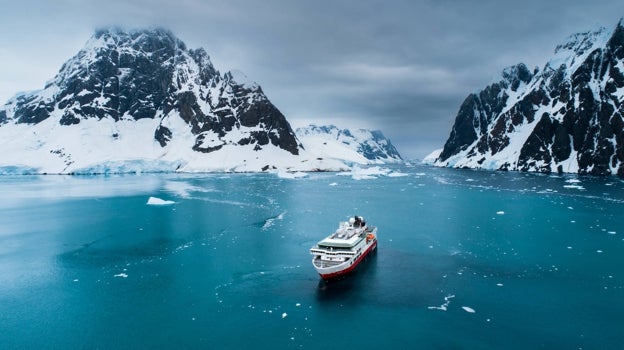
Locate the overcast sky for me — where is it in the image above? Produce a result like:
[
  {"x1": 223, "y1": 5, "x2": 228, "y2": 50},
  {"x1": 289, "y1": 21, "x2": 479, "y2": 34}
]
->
[{"x1": 1, "y1": 0, "x2": 623, "y2": 158}]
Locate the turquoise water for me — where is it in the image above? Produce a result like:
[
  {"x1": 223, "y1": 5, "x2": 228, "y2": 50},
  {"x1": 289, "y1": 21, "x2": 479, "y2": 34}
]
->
[{"x1": 0, "y1": 166, "x2": 623, "y2": 349}]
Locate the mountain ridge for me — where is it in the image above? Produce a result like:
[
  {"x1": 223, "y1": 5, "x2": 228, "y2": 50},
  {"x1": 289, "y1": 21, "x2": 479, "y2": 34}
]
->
[
  {"x1": 0, "y1": 28, "x2": 402, "y2": 174},
  {"x1": 430, "y1": 18, "x2": 624, "y2": 175},
  {"x1": 295, "y1": 124, "x2": 402, "y2": 164}
]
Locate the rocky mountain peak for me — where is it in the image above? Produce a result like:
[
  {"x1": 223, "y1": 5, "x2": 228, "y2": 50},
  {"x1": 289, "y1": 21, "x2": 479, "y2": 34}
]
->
[
  {"x1": 0, "y1": 28, "x2": 302, "y2": 173},
  {"x1": 433, "y1": 18, "x2": 624, "y2": 175},
  {"x1": 554, "y1": 27, "x2": 608, "y2": 57},
  {"x1": 501, "y1": 63, "x2": 534, "y2": 92}
]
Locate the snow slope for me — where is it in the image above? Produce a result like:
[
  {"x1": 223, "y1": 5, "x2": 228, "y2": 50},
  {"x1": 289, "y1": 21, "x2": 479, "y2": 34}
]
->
[
  {"x1": 295, "y1": 125, "x2": 402, "y2": 165},
  {"x1": 0, "y1": 28, "x2": 404, "y2": 174},
  {"x1": 432, "y1": 18, "x2": 624, "y2": 175}
]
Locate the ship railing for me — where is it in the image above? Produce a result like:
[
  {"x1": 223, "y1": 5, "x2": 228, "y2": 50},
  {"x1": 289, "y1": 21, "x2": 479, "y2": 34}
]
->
[
  {"x1": 310, "y1": 248, "x2": 354, "y2": 256},
  {"x1": 313, "y1": 257, "x2": 344, "y2": 268}
]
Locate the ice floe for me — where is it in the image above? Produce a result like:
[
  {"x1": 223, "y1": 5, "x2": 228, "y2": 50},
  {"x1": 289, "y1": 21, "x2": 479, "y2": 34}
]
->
[
  {"x1": 563, "y1": 184, "x2": 585, "y2": 190},
  {"x1": 147, "y1": 196, "x2": 175, "y2": 205},
  {"x1": 428, "y1": 294, "x2": 455, "y2": 311},
  {"x1": 462, "y1": 306, "x2": 476, "y2": 313},
  {"x1": 337, "y1": 166, "x2": 405, "y2": 180},
  {"x1": 387, "y1": 171, "x2": 409, "y2": 177},
  {"x1": 276, "y1": 170, "x2": 308, "y2": 179}
]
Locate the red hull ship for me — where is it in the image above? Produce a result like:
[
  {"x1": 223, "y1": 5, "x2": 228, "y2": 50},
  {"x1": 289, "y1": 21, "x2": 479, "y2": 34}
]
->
[{"x1": 310, "y1": 216, "x2": 377, "y2": 280}]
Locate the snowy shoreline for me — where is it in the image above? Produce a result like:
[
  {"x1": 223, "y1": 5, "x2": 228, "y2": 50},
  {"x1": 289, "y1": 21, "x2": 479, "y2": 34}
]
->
[{"x1": 0, "y1": 163, "x2": 407, "y2": 178}]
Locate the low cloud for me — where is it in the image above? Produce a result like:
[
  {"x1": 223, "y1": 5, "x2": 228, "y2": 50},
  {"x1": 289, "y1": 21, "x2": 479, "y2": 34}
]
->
[{"x1": 1, "y1": 0, "x2": 624, "y2": 158}]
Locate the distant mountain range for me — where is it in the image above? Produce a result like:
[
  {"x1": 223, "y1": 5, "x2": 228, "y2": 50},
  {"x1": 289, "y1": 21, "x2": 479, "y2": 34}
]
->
[
  {"x1": 427, "y1": 18, "x2": 624, "y2": 176},
  {"x1": 0, "y1": 28, "x2": 401, "y2": 174},
  {"x1": 295, "y1": 125, "x2": 402, "y2": 164}
]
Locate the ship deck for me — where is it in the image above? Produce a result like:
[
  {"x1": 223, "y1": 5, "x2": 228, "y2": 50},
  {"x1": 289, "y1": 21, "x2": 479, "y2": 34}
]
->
[{"x1": 312, "y1": 256, "x2": 343, "y2": 268}]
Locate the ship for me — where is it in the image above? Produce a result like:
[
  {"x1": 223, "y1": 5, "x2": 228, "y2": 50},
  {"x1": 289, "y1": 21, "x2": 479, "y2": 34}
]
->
[{"x1": 310, "y1": 216, "x2": 378, "y2": 280}]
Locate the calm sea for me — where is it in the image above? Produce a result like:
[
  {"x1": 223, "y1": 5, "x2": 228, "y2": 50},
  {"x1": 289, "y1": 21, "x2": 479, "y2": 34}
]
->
[{"x1": 0, "y1": 165, "x2": 622, "y2": 349}]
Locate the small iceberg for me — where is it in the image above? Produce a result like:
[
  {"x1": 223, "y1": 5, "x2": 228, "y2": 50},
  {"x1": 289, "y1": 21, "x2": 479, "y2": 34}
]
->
[
  {"x1": 277, "y1": 170, "x2": 308, "y2": 179},
  {"x1": 462, "y1": 306, "x2": 476, "y2": 313},
  {"x1": 563, "y1": 184, "x2": 585, "y2": 190},
  {"x1": 338, "y1": 166, "x2": 391, "y2": 180},
  {"x1": 147, "y1": 196, "x2": 175, "y2": 205},
  {"x1": 387, "y1": 171, "x2": 409, "y2": 177}
]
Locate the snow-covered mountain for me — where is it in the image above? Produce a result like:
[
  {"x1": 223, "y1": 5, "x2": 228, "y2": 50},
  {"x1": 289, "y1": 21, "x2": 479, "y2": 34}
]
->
[
  {"x1": 429, "y1": 18, "x2": 624, "y2": 175},
  {"x1": 0, "y1": 28, "x2": 353, "y2": 174},
  {"x1": 295, "y1": 125, "x2": 402, "y2": 164}
]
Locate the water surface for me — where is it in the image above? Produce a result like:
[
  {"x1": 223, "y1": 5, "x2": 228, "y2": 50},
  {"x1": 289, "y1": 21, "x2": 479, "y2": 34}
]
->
[{"x1": 1, "y1": 166, "x2": 622, "y2": 349}]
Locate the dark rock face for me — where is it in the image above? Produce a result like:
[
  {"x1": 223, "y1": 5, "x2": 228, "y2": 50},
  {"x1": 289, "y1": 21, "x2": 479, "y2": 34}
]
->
[
  {"x1": 439, "y1": 63, "x2": 534, "y2": 161},
  {"x1": 436, "y1": 19, "x2": 624, "y2": 175},
  {"x1": 0, "y1": 28, "x2": 300, "y2": 155},
  {"x1": 363, "y1": 130, "x2": 402, "y2": 161}
]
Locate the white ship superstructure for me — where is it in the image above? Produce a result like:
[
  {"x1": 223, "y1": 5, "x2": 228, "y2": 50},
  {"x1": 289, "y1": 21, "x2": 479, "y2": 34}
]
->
[{"x1": 310, "y1": 216, "x2": 377, "y2": 280}]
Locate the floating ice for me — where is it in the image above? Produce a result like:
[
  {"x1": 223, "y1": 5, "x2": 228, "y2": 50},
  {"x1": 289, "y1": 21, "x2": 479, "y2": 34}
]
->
[
  {"x1": 277, "y1": 170, "x2": 307, "y2": 179},
  {"x1": 496, "y1": 283, "x2": 503, "y2": 287},
  {"x1": 282, "y1": 312, "x2": 288, "y2": 319},
  {"x1": 428, "y1": 294, "x2": 455, "y2": 311},
  {"x1": 496, "y1": 211, "x2": 505, "y2": 215},
  {"x1": 147, "y1": 196, "x2": 175, "y2": 205},
  {"x1": 388, "y1": 171, "x2": 409, "y2": 177},
  {"x1": 462, "y1": 306, "x2": 476, "y2": 313},
  {"x1": 114, "y1": 273, "x2": 128, "y2": 278},
  {"x1": 262, "y1": 211, "x2": 287, "y2": 230},
  {"x1": 563, "y1": 184, "x2": 584, "y2": 190},
  {"x1": 338, "y1": 166, "x2": 392, "y2": 180},
  {"x1": 329, "y1": 182, "x2": 338, "y2": 186}
]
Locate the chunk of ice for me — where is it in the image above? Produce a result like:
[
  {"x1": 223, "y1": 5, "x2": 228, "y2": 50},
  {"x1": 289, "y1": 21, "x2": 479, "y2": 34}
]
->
[
  {"x1": 147, "y1": 197, "x2": 175, "y2": 205},
  {"x1": 462, "y1": 306, "x2": 476, "y2": 313}
]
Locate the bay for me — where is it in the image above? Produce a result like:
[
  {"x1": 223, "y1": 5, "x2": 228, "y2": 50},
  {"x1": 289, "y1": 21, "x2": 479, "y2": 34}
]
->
[{"x1": 0, "y1": 165, "x2": 623, "y2": 349}]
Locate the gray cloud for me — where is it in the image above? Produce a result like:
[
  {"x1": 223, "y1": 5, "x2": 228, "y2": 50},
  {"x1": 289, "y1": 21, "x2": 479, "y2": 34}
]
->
[{"x1": 1, "y1": 0, "x2": 623, "y2": 158}]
